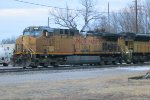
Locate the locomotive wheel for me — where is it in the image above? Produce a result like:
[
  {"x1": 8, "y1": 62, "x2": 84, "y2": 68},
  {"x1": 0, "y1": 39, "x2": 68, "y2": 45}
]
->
[
  {"x1": 43, "y1": 65, "x2": 48, "y2": 68},
  {"x1": 132, "y1": 61, "x2": 137, "y2": 64},
  {"x1": 100, "y1": 61, "x2": 104, "y2": 65},
  {"x1": 104, "y1": 61, "x2": 108, "y2": 65},
  {"x1": 126, "y1": 62, "x2": 131, "y2": 64},
  {"x1": 112, "y1": 61, "x2": 117, "y2": 65},
  {"x1": 53, "y1": 65, "x2": 58, "y2": 67},
  {"x1": 139, "y1": 60, "x2": 144, "y2": 64},
  {"x1": 32, "y1": 66, "x2": 38, "y2": 68},
  {"x1": 23, "y1": 66, "x2": 26, "y2": 69},
  {"x1": 90, "y1": 64, "x2": 95, "y2": 66},
  {"x1": 51, "y1": 62, "x2": 58, "y2": 67},
  {"x1": 29, "y1": 65, "x2": 38, "y2": 68},
  {"x1": 3, "y1": 63, "x2": 8, "y2": 66},
  {"x1": 39, "y1": 63, "x2": 48, "y2": 67}
]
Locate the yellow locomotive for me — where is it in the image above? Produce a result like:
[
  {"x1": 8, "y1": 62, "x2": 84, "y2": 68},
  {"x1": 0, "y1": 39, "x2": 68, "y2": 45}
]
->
[{"x1": 14, "y1": 26, "x2": 150, "y2": 67}]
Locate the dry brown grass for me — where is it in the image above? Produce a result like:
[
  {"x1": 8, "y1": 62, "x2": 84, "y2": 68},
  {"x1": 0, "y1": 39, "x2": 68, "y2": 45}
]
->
[{"x1": 0, "y1": 71, "x2": 149, "y2": 100}]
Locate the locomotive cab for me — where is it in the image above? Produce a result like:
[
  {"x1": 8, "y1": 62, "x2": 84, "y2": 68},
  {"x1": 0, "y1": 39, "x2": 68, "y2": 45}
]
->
[{"x1": 23, "y1": 26, "x2": 54, "y2": 37}]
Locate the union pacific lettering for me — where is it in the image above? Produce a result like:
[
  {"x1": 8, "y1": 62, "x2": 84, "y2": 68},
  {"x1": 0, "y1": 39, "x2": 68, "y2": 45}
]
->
[{"x1": 74, "y1": 38, "x2": 101, "y2": 45}]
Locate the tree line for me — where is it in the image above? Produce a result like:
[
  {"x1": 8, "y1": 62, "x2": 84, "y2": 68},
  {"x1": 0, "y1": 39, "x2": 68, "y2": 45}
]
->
[
  {"x1": 0, "y1": 37, "x2": 16, "y2": 44},
  {"x1": 50, "y1": 0, "x2": 150, "y2": 34}
]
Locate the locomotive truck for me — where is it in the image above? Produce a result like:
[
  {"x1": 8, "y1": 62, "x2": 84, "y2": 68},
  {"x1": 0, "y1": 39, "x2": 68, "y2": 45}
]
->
[{"x1": 13, "y1": 26, "x2": 150, "y2": 68}]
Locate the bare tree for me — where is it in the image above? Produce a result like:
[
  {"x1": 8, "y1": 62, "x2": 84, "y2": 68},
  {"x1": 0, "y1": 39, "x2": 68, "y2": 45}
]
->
[
  {"x1": 110, "y1": 12, "x2": 119, "y2": 33},
  {"x1": 50, "y1": 0, "x2": 101, "y2": 32},
  {"x1": 117, "y1": 2, "x2": 148, "y2": 33},
  {"x1": 50, "y1": 5, "x2": 78, "y2": 30},
  {"x1": 92, "y1": 15, "x2": 109, "y2": 32},
  {"x1": 118, "y1": 7, "x2": 135, "y2": 32},
  {"x1": 79, "y1": 0, "x2": 101, "y2": 32},
  {"x1": 49, "y1": 0, "x2": 150, "y2": 34},
  {"x1": 144, "y1": 0, "x2": 150, "y2": 33}
]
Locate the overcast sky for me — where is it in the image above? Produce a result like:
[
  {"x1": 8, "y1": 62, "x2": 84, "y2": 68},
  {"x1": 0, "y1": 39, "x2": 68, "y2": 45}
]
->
[{"x1": 0, "y1": 0, "x2": 132, "y2": 40}]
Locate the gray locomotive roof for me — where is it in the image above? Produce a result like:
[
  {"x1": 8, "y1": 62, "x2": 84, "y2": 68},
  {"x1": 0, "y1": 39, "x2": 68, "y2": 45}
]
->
[
  {"x1": 38, "y1": 26, "x2": 54, "y2": 32},
  {"x1": 25, "y1": 26, "x2": 54, "y2": 32}
]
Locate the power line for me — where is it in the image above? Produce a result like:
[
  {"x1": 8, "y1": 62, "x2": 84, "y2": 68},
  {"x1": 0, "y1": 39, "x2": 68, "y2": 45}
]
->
[
  {"x1": 12, "y1": 0, "x2": 112, "y2": 13},
  {"x1": 13, "y1": 0, "x2": 80, "y2": 11}
]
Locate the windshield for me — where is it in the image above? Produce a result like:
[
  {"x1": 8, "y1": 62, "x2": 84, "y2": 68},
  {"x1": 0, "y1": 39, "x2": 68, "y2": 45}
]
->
[{"x1": 23, "y1": 27, "x2": 42, "y2": 36}]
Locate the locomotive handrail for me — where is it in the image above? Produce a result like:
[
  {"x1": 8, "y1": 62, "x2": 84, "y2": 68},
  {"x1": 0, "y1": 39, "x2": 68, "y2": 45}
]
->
[
  {"x1": 21, "y1": 35, "x2": 36, "y2": 56},
  {"x1": 125, "y1": 46, "x2": 130, "y2": 53},
  {"x1": 119, "y1": 45, "x2": 130, "y2": 54},
  {"x1": 22, "y1": 42, "x2": 35, "y2": 56},
  {"x1": 119, "y1": 46, "x2": 126, "y2": 54}
]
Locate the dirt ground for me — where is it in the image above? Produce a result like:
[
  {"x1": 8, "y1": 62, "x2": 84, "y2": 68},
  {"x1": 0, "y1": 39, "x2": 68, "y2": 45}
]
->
[{"x1": 0, "y1": 70, "x2": 149, "y2": 100}]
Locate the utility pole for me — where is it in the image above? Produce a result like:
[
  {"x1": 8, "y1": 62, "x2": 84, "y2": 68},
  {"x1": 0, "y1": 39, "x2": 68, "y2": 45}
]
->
[
  {"x1": 48, "y1": 17, "x2": 50, "y2": 27},
  {"x1": 135, "y1": 0, "x2": 138, "y2": 33},
  {"x1": 145, "y1": 10, "x2": 148, "y2": 34},
  {"x1": 108, "y1": 2, "x2": 110, "y2": 32}
]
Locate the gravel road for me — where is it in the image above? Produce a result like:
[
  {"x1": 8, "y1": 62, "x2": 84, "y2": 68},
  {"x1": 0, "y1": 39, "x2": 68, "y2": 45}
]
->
[{"x1": 0, "y1": 65, "x2": 150, "y2": 100}]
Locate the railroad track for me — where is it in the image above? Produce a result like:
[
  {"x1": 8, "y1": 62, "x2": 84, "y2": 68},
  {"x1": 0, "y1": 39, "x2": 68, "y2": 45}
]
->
[{"x1": 0, "y1": 63, "x2": 150, "y2": 73}]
